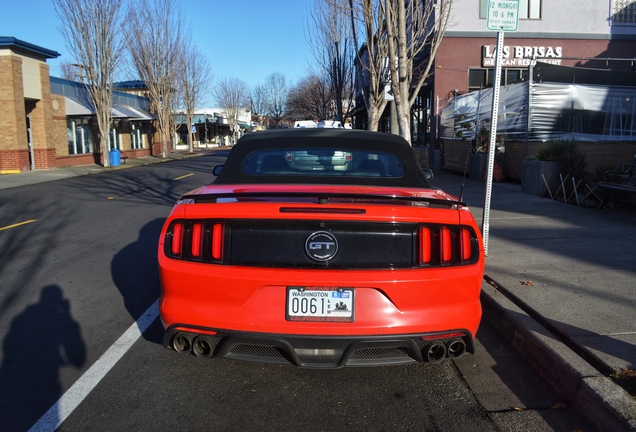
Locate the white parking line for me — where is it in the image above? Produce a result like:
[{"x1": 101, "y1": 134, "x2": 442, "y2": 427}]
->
[{"x1": 28, "y1": 300, "x2": 160, "y2": 432}]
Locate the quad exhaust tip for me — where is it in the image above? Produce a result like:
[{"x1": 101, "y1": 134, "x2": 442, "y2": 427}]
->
[
  {"x1": 192, "y1": 335, "x2": 217, "y2": 358},
  {"x1": 425, "y1": 341, "x2": 447, "y2": 363},
  {"x1": 423, "y1": 338, "x2": 467, "y2": 362},
  {"x1": 171, "y1": 332, "x2": 218, "y2": 357},
  {"x1": 446, "y1": 338, "x2": 466, "y2": 358},
  {"x1": 172, "y1": 332, "x2": 194, "y2": 354}
]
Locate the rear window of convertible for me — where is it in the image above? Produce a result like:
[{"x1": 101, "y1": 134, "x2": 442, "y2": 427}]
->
[{"x1": 241, "y1": 148, "x2": 406, "y2": 178}]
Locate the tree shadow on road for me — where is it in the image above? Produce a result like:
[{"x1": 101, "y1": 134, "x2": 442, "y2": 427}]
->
[{"x1": 0, "y1": 285, "x2": 85, "y2": 431}]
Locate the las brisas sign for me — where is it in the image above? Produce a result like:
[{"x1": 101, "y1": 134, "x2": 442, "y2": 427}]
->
[{"x1": 482, "y1": 45, "x2": 562, "y2": 67}]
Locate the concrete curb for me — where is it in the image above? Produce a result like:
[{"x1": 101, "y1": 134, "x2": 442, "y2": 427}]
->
[{"x1": 481, "y1": 283, "x2": 636, "y2": 431}]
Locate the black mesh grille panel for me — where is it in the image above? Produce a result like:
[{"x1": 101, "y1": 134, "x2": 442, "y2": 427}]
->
[
  {"x1": 230, "y1": 344, "x2": 285, "y2": 358},
  {"x1": 297, "y1": 355, "x2": 342, "y2": 366},
  {"x1": 350, "y1": 347, "x2": 411, "y2": 360}
]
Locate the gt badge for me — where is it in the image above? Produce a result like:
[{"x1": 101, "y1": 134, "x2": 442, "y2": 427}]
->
[{"x1": 305, "y1": 231, "x2": 338, "y2": 262}]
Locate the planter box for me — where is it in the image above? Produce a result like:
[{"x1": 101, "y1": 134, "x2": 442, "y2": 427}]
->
[
  {"x1": 441, "y1": 140, "x2": 471, "y2": 173},
  {"x1": 470, "y1": 153, "x2": 506, "y2": 181},
  {"x1": 521, "y1": 160, "x2": 561, "y2": 196},
  {"x1": 470, "y1": 153, "x2": 487, "y2": 181}
]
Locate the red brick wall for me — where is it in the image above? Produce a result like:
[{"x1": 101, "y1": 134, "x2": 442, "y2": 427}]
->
[
  {"x1": 0, "y1": 149, "x2": 30, "y2": 171},
  {"x1": 53, "y1": 153, "x2": 97, "y2": 168}
]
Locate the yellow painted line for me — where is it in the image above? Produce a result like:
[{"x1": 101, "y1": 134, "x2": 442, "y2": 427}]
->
[
  {"x1": 0, "y1": 219, "x2": 37, "y2": 231},
  {"x1": 0, "y1": 170, "x2": 21, "y2": 174},
  {"x1": 173, "y1": 173, "x2": 194, "y2": 181}
]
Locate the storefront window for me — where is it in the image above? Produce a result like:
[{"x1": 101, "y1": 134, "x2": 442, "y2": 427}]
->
[
  {"x1": 109, "y1": 120, "x2": 122, "y2": 150},
  {"x1": 131, "y1": 122, "x2": 144, "y2": 149},
  {"x1": 67, "y1": 118, "x2": 93, "y2": 155},
  {"x1": 468, "y1": 68, "x2": 528, "y2": 92}
]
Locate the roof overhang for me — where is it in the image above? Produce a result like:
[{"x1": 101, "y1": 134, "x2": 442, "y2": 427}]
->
[
  {"x1": 0, "y1": 37, "x2": 60, "y2": 59},
  {"x1": 64, "y1": 97, "x2": 155, "y2": 120}
]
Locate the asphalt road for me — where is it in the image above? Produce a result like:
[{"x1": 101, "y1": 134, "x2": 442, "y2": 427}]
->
[{"x1": 0, "y1": 153, "x2": 593, "y2": 431}]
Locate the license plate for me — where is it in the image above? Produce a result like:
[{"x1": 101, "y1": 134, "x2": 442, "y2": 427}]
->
[{"x1": 286, "y1": 287, "x2": 354, "y2": 322}]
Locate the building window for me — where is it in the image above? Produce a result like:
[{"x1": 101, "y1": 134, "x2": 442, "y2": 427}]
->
[
  {"x1": 131, "y1": 122, "x2": 144, "y2": 149},
  {"x1": 468, "y1": 68, "x2": 529, "y2": 92},
  {"x1": 67, "y1": 118, "x2": 93, "y2": 155},
  {"x1": 480, "y1": 0, "x2": 541, "y2": 20},
  {"x1": 612, "y1": 0, "x2": 636, "y2": 24},
  {"x1": 108, "y1": 120, "x2": 122, "y2": 150}
]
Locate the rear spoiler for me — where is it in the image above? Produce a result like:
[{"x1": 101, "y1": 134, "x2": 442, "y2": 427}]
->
[{"x1": 178, "y1": 192, "x2": 466, "y2": 208}]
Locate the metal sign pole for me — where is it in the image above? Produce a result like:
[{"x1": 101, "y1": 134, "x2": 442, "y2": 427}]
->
[{"x1": 481, "y1": 31, "x2": 505, "y2": 256}]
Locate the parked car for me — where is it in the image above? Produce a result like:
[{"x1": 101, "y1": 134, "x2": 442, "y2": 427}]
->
[{"x1": 158, "y1": 128, "x2": 484, "y2": 368}]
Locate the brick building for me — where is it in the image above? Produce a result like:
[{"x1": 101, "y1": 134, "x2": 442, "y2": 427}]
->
[
  {"x1": 0, "y1": 37, "x2": 63, "y2": 173},
  {"x1": 0, "y1": 37, "x2": 156, "y2": 173}
]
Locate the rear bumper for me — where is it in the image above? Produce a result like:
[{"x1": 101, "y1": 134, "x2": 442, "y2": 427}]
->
[
  {"x1": 159, "y1": 260, "x2": 484, "y2": 336},
  {"x1": 164, "y1": 326, "x2": 475, "y2": 368}
]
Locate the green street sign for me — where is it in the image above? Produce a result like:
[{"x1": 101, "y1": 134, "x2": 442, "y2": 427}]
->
[{"x1": 487, "y1": 0, "x2": 519, "y2": 32}]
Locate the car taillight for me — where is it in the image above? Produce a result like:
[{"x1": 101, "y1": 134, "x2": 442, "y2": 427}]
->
[
  {"x1": 418, "y1": 225, "x2": 478, "y2": 266},
  {"x1": 419, "y1": 227, "x2": 432, "y2": 264},
  {"x1": 191, "y1": 223, "x2": 203, "y2": 257},
  {"x1": 441, "y1": 227, "x2": 452, "y2": 263},
  {"x1": 460, "y1": 228, "x2": 472, "y2": 262},
  {"x1": 212, "y1": 223, "x2": 224, "y2": 260},
  {"x1": 171, "y1": 223, "x2": 183, "y2": 255},
  {"x1": 166, "y1": 220, "x2": 226, "y2": 263}
]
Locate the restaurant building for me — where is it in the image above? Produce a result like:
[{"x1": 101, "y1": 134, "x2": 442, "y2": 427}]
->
[{"x1": 434, "y1": 0, "x2": 636, "y2": 175}]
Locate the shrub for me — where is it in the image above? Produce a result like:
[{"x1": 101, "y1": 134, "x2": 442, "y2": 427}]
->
[
  {"x1": 546, "y1": 138, "x2": 587, "y2": 180},
  {"x1": 537, "y1": 147, "x2": 552, "y2": 161},
  {"x1": 593, "y1": 162, "x2": 619, "y2": 183},
  {"x1": 456, "y1": 120, "x2": 502, "y2": 153}
]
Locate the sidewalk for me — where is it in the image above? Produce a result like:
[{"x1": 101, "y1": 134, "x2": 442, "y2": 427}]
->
[
  {"x1": 432, "y1": 172, "x2": 636, "y2": 432},
  {"x1": 1, "y1": 155, "x2": 635, "y2": 430},
  {"x1": 0, "y1": 150, "x2": 216, "y2": 190}
]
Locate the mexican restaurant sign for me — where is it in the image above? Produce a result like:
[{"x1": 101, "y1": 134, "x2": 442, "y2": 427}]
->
[{"x1": 482, "y1": 45, "x2": 563, "y2": 67}]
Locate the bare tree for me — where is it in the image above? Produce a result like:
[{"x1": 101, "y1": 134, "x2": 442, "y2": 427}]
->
[
  {"x1": 347, "y1": 0, "x2": 390, "y2": 131},
  {"x1": 286, "y1": 73, "x2": 332, "y2": 121},
  {"x1": 385, "y1": 0, "x2": 453, "y2": 144},
  {"x1": 179, "y1": 41, "x2": 213, "y2": 153},
  {"x1": 60, "y1": 60, "x2": 81, "y2": 81},
  {"x1": 262, "y1": 72, "x2": 289, "y2": 128},
  {"x1": 129, "y1": 0, "x2": 185, "y2": 158},
  {"x1": 251, "y1": 84, "x2": 268, "y2": 127},
  {"x1": 54, "y1": 0, "x2": 126, "y2": 167},
  {"x1": 213, "y1": 77, "x2": 250, "y2": 144},
  {"x1": 308, "y1": 0, "x2": 355, "y2": 123}
]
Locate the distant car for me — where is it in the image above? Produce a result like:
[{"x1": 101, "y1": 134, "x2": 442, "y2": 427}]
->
[
  {"x1": 293, "y1": 120, "x2": 318, "y2": 128},
  {"x1": 286, "y1": 148, "x2": 352, "y2": 171},
  {"x1": 158, "y1": 129, "x2": 484, "y2": 368},
  {"x1": 293, "y1": 120, "x2": 345, "y2": 129}
]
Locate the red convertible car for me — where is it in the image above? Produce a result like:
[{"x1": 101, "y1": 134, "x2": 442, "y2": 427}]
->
[{"x1": 158, "y1": 129, "x2": 484, "y2": 367}]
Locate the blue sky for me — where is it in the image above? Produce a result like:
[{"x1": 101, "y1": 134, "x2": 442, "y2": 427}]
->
[{"x1": 0, "y1": 0, "x2": 315, "y2": 106}]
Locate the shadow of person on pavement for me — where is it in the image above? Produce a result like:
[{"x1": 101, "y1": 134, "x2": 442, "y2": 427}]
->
[
  {"x1": 0, "y1": 285, "x2": 85, "y2": 431},
  {"x1": 111, "y1": 218, "x2": 165, "y2": 345}
]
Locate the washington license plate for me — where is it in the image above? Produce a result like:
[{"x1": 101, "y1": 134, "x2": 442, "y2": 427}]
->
[{"x1": 286, "y1": 287, "x2": 354, "y2": 322}]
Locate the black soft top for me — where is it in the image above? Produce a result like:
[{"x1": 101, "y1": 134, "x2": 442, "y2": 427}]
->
[{"x1": 213, "y1": 129, "x2": 432, "y2": 188}]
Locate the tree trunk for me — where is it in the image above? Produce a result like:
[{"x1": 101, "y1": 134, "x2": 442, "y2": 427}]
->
[
  {"x1": 100, "y1": 133, "x2": 110, "y2": 168},
  {"x1": 187, "y1": 115, "x2": 193, "y2": 153}
]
